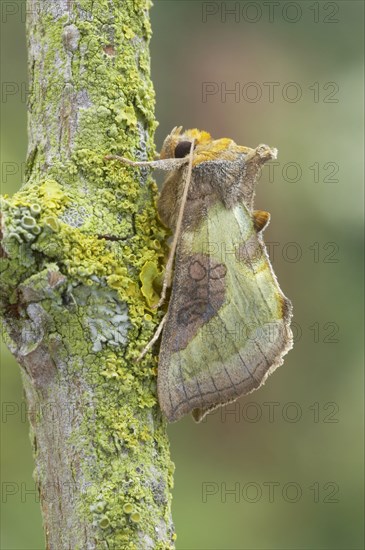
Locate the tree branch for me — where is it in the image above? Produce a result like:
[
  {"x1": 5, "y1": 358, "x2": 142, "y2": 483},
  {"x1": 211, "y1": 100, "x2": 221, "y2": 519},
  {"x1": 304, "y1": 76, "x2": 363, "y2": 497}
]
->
[{"x1": 0, "y1": 0, "x2": 175, "y2": 548}]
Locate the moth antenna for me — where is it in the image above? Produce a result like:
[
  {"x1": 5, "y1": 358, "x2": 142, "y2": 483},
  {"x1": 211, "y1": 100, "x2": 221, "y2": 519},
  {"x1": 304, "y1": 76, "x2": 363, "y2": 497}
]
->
[
  {"x1": 104, "y1": 155, "x2": 151, "y2": 166},
  {"x1": 137, "y1": 315, "x2": 166, "y2": 362},
  {"x1": 154, "y1": 139, "x2": 195, "y2": 309}
]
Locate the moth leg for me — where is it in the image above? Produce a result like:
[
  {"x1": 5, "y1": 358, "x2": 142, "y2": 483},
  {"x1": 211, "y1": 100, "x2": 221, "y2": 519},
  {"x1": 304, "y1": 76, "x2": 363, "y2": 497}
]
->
[
  {"x1": 137, "y1": 315, "x2": 167, "y2": 362},
  {"x1": 105, "y1": 155, "x2": 188, "y2": 171},
  {"x1": 153, "y1": 140, "x2": 195, "y2": 309},
  {"x1": 153, "y1": 239, "x2": 175, "y2": 309}
]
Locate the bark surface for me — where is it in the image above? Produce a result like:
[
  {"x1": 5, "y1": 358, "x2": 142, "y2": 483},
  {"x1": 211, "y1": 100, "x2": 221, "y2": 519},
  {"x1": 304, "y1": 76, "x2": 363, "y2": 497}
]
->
[{"x1": 0, "y1": 1, "x2": 174, "y2": 548}]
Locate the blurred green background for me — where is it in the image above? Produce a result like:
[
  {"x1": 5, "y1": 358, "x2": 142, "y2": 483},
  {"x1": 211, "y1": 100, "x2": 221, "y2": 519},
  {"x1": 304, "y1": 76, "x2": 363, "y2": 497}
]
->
[{"x1": 1, "y1": 1, "x2": 363, "y2": 549}]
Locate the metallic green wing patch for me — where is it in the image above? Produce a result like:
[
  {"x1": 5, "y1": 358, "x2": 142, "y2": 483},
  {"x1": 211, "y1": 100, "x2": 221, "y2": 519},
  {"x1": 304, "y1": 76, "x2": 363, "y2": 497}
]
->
[{"x1": 158, "y1": 202, "x2": 293, "y2": 422}]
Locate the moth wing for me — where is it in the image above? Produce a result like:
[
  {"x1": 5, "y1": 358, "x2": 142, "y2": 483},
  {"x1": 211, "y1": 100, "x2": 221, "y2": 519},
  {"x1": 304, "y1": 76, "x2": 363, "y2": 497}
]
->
[{"x1": 157, "y1": 201, "x2": 293, "y2": 422}]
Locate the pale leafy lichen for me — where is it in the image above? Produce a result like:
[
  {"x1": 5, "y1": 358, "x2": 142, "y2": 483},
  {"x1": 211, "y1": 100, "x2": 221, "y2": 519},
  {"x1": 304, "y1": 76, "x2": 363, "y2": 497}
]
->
[{"x1": 71, "y1": 284, "x2": 130, "y2": 352}]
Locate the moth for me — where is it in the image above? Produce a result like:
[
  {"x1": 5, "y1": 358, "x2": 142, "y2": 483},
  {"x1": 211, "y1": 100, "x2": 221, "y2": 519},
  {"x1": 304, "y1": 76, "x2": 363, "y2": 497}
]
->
[{"x1": 107, "y1": 127, "x2": 293, "y2": 422}]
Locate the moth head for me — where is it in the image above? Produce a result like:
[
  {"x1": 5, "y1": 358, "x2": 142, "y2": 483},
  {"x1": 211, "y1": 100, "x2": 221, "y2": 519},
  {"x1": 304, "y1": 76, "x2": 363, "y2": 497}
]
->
[{"x1": 160, "y1": 128, "x2": 212, "y2": 160}]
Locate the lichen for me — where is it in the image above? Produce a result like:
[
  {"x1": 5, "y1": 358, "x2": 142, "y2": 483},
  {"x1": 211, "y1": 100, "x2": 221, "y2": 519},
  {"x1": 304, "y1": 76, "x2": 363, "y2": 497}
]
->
[
  {"x1": 70, "y1": 284, "x2": 130, "y2": 352},
  {"x1": 130, "y1": 511, "x2": 141, "y2": 523},
  {"x1": 1, "y1": 202, "x2": 42, "y2": 244},
  {"x1": 140, "y1": 260, "x2": 163, "y2": 308},
  {"x1": 123, "y1": 503, "x2": 134, "y2": 514},
  {"x1": 59, "y1": 205, "x2": 90, "y2": 228}
]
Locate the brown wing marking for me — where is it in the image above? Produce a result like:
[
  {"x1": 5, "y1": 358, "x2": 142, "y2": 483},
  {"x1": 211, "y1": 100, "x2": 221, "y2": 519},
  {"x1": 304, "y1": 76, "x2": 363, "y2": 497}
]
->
[{"x1": 167, "y1": 253, "x2": 227, "y2": 352}]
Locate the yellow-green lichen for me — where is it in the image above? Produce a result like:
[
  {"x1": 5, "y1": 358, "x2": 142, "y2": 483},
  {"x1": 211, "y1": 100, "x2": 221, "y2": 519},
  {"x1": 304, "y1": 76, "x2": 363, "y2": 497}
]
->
[
  {"x1": 123, "y1": 503, "x2": 133, "y2": 514},
  {"x1": 43, "y1": 216, "x2": 60, "y2": 232},
  {"x1": 99, "y1": 516, "x2": 110, "y2": 529},
  {"x1": 130, "y1": 511, "x2": 141, "y2": 523},
  {"x1": 39, "y1": 180, "x2": 67, "y2": 210},
  {"x1": 139, "y1": 260, "x2": 164, "y2": 308}
]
